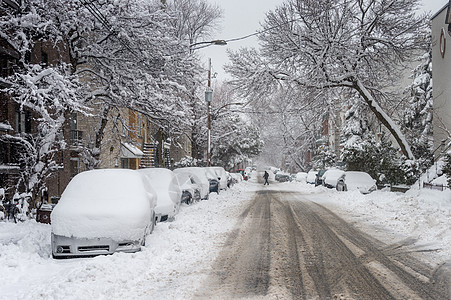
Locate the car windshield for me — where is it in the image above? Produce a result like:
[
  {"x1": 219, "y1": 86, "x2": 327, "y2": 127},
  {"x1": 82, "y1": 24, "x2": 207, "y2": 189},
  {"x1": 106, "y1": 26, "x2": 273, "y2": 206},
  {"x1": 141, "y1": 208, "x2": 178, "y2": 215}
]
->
[{"x1": 346, "y1": 172, "x2": 374, "y2": 185}]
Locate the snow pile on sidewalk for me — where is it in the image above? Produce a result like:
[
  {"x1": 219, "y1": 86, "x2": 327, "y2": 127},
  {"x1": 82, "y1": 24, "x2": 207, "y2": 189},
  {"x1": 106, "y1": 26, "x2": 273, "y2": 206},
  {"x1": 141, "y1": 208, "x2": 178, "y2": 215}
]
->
[
  {"x1": 297, "y1": 181, "x2": 451, "y2": 264},
  {"x1": 0, "y1": 180, "x2": 258, "y2": 300}
]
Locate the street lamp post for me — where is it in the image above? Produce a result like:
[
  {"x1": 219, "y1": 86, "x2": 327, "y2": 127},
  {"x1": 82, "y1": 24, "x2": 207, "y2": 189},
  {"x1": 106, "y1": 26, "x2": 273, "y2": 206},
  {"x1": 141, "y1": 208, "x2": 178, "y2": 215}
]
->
[
  {"x1": 205, "y1": 58, "x2": 213, "y2": 167},
  {"x1": 189, "y1": 40, "x2": 227, "y2": 167}
]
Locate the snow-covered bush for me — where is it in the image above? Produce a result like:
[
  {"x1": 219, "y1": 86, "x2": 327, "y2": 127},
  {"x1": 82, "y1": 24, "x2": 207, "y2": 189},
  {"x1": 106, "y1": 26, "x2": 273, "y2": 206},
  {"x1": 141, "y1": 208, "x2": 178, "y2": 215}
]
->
[
  {"x1": 443, "y1": 153, "x2": 451, "y2": 188},
  {"x1": 174, "y1": 156, "x2": 198, "y2": 168},
  {"x1": 312, "y1": 146, "x2": 336, "y2": 170},
  {"x1": 342, "y1": 134, "x2": 411, "y2": 185}
]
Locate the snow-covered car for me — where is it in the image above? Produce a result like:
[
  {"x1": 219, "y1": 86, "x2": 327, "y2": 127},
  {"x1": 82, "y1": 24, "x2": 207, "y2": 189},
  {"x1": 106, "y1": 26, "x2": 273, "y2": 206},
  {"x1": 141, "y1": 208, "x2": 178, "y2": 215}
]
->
[
  {"x1": 336, "y1": 171, "x2": 377, "y2": 194},
  {"x1": 173, "y1": 167, "x2": 209, "y2": 200},
  {"x1": 51, "y1": 169, "x2": 156, "y2": 259},
  {"x1": 237, "y1": 169, "x2": 248, "y2": 180},
  {"x1": 245, "y1": 167, "x2": 252, "y2": 178},
  {"x1": 306, "y1": 170, "x2": 317, "y2": 184},
  {"x1": 322, "y1": 169, "x2": 345, "y2": 189},
  {"x1": 174, "y1": 172, "x2": 202, "y2": 204},
  {"x1": 275, "y1": 172, "x2": 291, "y2": 182},
  {"x1": 295, "y1": 172, "x2": 308, "y2": 182},
  {"x1": 232, "y1": 172, "x2": 243, "y2": 182},
  {"x1": 226, "y1": 171, "x2": 234, "y2": 187},
  {"x1": 138, "y1": 168, "x2": 182, "y2": 222},
  {"x1": 208, "y1": 166, "x2": 228, "y2": 190},
  {"x1": 204, "y1": 167, "x2": 220, "y2": 193},
  {"x1": 315, "y1": 169, "x2": 327, "y2": 186}
]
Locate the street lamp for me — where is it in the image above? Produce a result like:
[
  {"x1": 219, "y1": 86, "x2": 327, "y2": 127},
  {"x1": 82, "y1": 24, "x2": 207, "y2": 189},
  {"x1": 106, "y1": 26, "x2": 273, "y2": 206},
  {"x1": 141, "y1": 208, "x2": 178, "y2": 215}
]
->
[
  {"x1": 190, "y1": 39, "x2": 227, "y2": 51},
  {"x1": 205, "y1": 58, "x2": 213, "y2": 166},
  {"x1": 188, "y1": 40, "x2": 226, "y2": 166}
]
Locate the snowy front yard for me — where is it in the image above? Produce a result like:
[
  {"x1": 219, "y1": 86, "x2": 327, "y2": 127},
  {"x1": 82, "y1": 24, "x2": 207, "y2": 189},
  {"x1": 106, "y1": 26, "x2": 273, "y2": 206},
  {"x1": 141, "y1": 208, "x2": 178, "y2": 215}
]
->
[{"x1": 0, "y1": 178, "x2": 449, "y2": 299}]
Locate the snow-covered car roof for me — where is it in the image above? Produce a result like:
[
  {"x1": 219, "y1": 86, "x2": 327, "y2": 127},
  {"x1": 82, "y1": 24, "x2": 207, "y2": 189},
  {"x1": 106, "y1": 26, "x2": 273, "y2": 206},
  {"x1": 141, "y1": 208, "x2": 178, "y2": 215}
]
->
[
  {"x1": 343, "y1": 171, "x2": 377, "y2": 193},
  {"x1": 51, "y1": 169, "x2": 154, "y2": 241},
  {"x1": 323, "y1": 169, "x2": 345, "y2": 186},
  {"x1": 173, "y1": 167, "x2": 209, "y2": 199},
  {"x1": 138, "y1": 168, "x2": 182, "y2": 219}
]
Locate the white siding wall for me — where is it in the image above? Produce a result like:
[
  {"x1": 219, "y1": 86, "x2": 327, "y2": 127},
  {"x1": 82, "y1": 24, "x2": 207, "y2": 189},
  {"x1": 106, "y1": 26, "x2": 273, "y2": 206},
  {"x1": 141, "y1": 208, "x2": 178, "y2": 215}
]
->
[{"x1": 432, "y1": 5, "x2": 451, "y2": 155}]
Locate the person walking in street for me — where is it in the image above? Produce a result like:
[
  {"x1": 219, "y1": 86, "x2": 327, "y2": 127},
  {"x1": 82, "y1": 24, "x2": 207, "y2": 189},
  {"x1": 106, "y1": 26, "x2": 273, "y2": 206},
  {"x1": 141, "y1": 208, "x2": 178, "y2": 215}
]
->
[{"x1": 263, "y1": 171, "x2": 269, "y2": 185}]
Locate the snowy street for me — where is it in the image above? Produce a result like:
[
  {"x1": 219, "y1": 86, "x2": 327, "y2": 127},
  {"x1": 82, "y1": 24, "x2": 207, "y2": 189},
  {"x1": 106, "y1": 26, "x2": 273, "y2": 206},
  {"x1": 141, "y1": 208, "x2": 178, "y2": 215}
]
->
[{"x1": 1, "y1": 174, "x2": 450, "y2": 299}]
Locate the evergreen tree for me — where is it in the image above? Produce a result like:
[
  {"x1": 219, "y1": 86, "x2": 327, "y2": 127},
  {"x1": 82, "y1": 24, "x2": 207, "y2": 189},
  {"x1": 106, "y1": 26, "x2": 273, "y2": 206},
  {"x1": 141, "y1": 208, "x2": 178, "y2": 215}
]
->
[
  {"x1": 402, "y1": 48, "x2": 433, "y2": 173},
  {"x1": 341, "y1": 98, "x2": 409, "y2": 185},
  {"x1": 312, "y1": 146, "x2": 336, "y2": 170},
  {"x1": 443, "y1": 153, "x2": 451, "y2": 187}
]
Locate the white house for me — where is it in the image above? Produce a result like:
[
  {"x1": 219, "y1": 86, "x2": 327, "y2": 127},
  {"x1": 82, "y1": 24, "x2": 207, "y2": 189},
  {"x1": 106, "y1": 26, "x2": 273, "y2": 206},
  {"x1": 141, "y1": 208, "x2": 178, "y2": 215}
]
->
[{"x1": 431, "y1": 2, "x2": 451, "y2": 156}]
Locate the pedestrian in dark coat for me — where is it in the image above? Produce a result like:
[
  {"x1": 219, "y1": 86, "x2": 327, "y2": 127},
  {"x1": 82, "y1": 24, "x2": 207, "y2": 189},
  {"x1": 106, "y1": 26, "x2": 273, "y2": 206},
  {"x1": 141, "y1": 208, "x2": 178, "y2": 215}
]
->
[{"x1": 263, "y1": 171, "x2": 269, "y2": 185}]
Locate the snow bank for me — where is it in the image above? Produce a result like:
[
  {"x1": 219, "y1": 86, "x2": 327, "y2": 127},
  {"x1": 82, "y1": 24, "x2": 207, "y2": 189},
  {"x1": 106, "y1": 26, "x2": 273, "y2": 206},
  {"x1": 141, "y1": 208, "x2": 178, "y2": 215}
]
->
[
  {"x1": 308, "y1": 184, "x2": 451, "y2": 264},
  {"x1": 0, "y1": 177, "x2": 449, "y2": 299},
  {"x1": 0, "y1": 179, "x2": 256, "y2": 299}
]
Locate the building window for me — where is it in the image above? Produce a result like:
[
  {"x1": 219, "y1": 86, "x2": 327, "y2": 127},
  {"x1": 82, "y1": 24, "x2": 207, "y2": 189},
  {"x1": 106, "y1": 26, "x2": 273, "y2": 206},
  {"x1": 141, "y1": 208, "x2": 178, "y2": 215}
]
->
[
  {"x1": 70, "y1": 158, "x2": 79, "y2": 178},
  {"x1": 41, "y1": 52, "x2": 48, "y2": 66},
  {"x1": 0, "y1": 55, "x2": 16, "y2": 77},
  {"x1": 15, "y1": 111, "x2": 31, "y2": 133},
  {"x1": 121, "y1": 158, "x2": 128, "y2": 169}
]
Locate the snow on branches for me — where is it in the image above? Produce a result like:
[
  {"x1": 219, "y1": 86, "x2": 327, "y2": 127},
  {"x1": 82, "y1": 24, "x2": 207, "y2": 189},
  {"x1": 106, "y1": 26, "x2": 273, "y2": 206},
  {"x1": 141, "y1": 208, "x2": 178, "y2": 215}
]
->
[{"x1": 226, "y1": 0, "x2": 430, "y2": 160}]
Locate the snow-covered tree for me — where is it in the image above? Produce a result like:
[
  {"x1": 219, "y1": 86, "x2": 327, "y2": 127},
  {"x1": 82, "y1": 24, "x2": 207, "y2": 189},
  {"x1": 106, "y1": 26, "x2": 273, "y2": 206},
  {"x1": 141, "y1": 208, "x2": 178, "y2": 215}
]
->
[
  {"x1": 0, "y1": 1, "x2": 89, "y2": 204},
  {"x1": 341, "y1": 97, "x2": 412, "y2": 184},
  {"x1": 0, "y1": 0, "x2": 221, "y2": 204},
  {"x1": 226, "y1": 0, "x2": 429, "y2": 160},
  {"x1": 0, "y1": 63, "x2": 85, "y2": 205},
  {"x1": 401, "y1": 48, "x2": 433, "y2": 172},
  {"x1": 312, "y1": 146, "x2": 336, "y2": 170},
  {"x1": 164, "y1": 0, "x2": 223, "y2": 45},
  {"x1": 443, "y1": 153, "x2": 451, "y2": 188},
  {"x1": 211, "y1": 113, "x2": 263, "y2": 170},
  {"x1": 204, "y1": 82, "x2": 263, "y2": 169}
]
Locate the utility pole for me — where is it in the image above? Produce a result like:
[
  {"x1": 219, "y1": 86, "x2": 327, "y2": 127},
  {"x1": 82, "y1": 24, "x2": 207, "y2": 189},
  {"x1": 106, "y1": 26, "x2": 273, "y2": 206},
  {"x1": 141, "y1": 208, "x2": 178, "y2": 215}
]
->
[{"x1": 205, "y1": 58, "x2": 213, "y2": 167}]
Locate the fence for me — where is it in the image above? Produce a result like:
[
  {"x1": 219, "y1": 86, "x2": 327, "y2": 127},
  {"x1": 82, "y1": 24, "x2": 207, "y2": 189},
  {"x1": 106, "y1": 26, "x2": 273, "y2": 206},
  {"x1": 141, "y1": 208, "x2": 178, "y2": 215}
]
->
[{"x1": 423, "y1": 182, "x2": 447, "y2": 191}]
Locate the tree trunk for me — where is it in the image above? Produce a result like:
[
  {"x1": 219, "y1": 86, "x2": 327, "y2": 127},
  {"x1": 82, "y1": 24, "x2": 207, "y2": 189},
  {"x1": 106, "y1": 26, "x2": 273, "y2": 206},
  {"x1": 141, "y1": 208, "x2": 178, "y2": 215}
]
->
[{"x1": 353, "y1": 79, "x2": 415, "y2": 160}]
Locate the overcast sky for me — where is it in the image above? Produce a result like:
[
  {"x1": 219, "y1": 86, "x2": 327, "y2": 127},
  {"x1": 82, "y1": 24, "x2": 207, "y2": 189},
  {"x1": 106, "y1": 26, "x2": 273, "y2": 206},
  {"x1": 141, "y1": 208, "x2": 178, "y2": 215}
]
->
[{"x1": 199, "y1": 0, "x2": 448, "y2": 81}]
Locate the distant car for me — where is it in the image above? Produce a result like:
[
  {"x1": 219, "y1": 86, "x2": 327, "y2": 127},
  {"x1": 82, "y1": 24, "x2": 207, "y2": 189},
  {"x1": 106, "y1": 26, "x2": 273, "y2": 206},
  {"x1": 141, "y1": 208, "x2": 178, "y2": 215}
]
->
[
  {"x1": 275, "y1": 173, "x2": 291, "y2": 182},
  {"x1": 51, "y1": 169, "x2": 157, "y2": 258},
  {"x1": 237, "y1": 169, "x2": 248, "y2": 181},
  {"x1": 295, "y1": 172, "x2": 308, "y2": 182},
  {"x1": 315, "y1": 169, "x2": 327, "y2": 186},
  {"x1": 306, "y1": 170, "x2": 318, "y2": 184},
  {"x1": 322, "y1": 169, "x2": 345, "y2": 189},
  {"x1": 173, "y1": 167, "x2": 209, "y2": 200},
  {"x1": 245, "y1": 167, "x2": 252, "y2": 178},
  {"x1": 204, "y1": 167, "x2": 220, "y2": 194},
  {"x1": 336, "y1": 171, "x2": 377, "y2": 194},
  {"x1": 138, "y1": 168, "x2": 182, "y2": 222},
  {"x1": 175, "y1": 172, "x2": 201, "y2": 204}
]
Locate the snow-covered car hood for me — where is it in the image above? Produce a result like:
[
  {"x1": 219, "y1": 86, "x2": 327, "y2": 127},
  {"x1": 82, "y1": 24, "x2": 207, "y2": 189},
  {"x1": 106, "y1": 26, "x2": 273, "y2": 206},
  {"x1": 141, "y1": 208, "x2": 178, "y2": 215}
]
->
[
  {"x1": 51, "y1": 169, "x2": 153, "y2": 241},
  {"x1": 344, "y1": 171, "x2": 377, "y2": 194}
]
